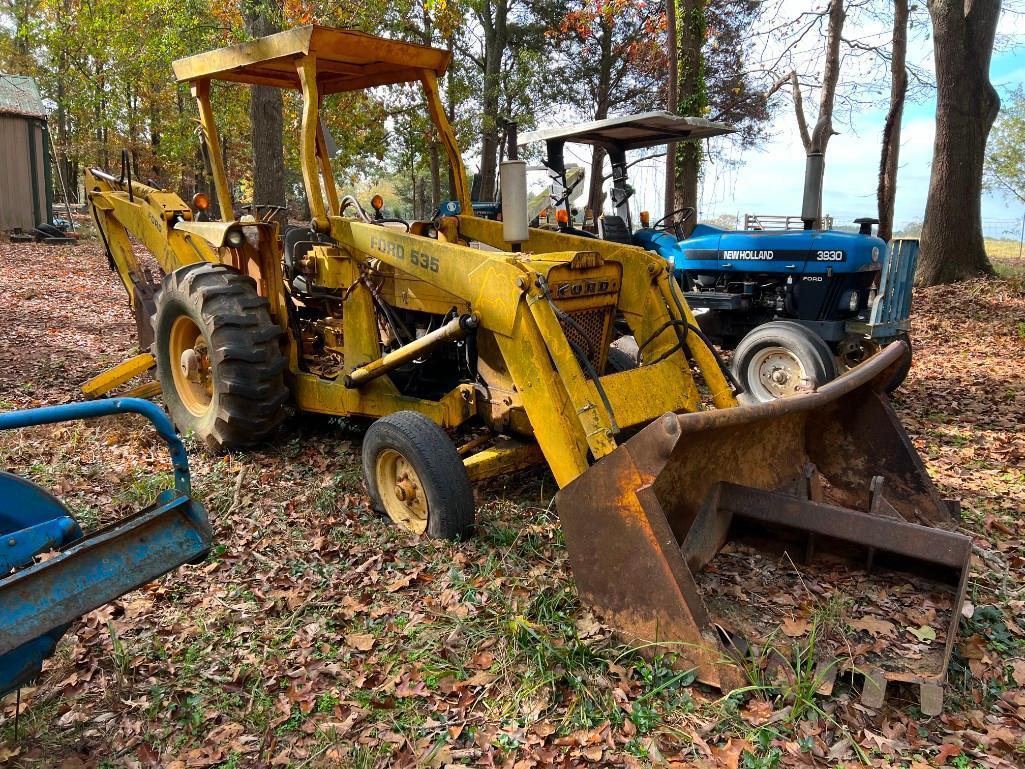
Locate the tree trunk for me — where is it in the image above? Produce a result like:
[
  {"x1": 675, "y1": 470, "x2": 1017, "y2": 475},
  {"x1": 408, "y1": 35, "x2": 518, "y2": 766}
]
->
[
  {"x1": 918, "y1": 0, "x2": 1000, "y2": 285},
  {"x1": 243, "y1": 0, "x2": 286, "y2": 221},
  {"x1": 587, "y1": 18, "x2": 614, "y2": 217},
  {"x1": 478, "y1": 0, "x2": 509, "y2": 201},
  {"x1": 808, "y1": 0, "x2": 844, "y2": 155},
  {"x1": 429, "y1": 142, "x2": 441, "y2": 212},
  {"x1": 877, "y1": 0, "x2": 908, "y2": 241},
  {"x1": 670, "y1": 0, "x2": 704, "y2": 234},
  {"x1": 790, "y1": 0, "x2": 844, "y2": 228},
  {"x1": 663, "y1": 0, "x2": 679, "y2": 220}
]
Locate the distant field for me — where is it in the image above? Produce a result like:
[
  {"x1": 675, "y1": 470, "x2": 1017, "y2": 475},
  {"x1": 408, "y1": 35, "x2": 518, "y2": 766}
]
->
[
  {"x1": 986, "y1": 238, "x2": 1025, "y2": 276},
  {"x1": 987, "y1": 237, "x2": 1023, "y2": 259}
]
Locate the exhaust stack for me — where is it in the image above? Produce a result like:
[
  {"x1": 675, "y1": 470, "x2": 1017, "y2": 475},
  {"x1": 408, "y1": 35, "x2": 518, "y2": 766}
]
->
[
  {"x1": 801, "y1": 151, "x2": 825, "y2": 230},
  {"x1": 500, "y1": 121, "x2": 528, "y2": 250}
]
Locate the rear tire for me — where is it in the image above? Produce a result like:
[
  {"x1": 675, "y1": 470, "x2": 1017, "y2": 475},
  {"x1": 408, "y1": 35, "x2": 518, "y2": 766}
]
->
[
  {"x1": 362, "y1": 411, "x2": 474, "y2": 540},
  {"x1": 732, "y1": 320, "x2": 837, "y2": 403},
  {"x1": 153, "y1": 262, "x2": 287, "y2": 452},
  {"x1": 883, "y1": 333, "x2": 912, "y2": 393}
]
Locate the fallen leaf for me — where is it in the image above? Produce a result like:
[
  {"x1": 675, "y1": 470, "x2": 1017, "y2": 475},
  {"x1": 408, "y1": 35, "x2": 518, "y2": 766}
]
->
[
  {"x1": 741, "y1": 698, "x2": 774, "y2": 726},
  {"x1": 710, "y1": 738, "x2": 753, "y2": 769},
  {"x1": 960, "y1": 634, "x2": 988, "y2": 660},
  {"x1": 345, "y1": 633, "x2": 375, "y2": 651},
  {"x1": 850, "y1": 617, "x2": 896, "y2": 637},
  {"x1": 909, "y1": 625, "x2": 937, "y2": 643},
  {"x1": 781, "y1": 617, "x2": 810, "y2": 637},
  {"x1": 579, "y1": 745, "x2": 603, "y2": 761},
  {"x1": 1011, "y1": 660, "x2": 1025, "y2": 686},
  {"x1": 575, "y1": 612, "x2": 601, "y2": 638},
  {"x1": 935, "y1": 743, "x2": 962, "y2": 763}
]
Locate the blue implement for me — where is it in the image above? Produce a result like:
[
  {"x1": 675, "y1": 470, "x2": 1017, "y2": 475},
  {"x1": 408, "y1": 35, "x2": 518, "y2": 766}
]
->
[{"x1": 0, "y1": 397, "x2": 210, "y2": 697}]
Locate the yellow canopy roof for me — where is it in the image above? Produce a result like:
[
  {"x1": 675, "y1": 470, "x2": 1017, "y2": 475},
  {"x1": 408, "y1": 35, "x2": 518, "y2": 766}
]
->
[{"x1": 172, "y1": 25, "x2": 451, "y2": 94}]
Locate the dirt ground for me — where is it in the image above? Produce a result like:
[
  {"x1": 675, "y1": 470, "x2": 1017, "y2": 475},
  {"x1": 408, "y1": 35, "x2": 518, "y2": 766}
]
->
[{"x1": 0, "y1": 240, "x2": 1023, "y2": 768}]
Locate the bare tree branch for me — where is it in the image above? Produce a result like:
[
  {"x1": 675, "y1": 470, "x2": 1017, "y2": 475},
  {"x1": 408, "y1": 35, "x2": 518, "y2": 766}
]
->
[{"x1": 790, "y1": 70, "x2": 811, "y2": 152}]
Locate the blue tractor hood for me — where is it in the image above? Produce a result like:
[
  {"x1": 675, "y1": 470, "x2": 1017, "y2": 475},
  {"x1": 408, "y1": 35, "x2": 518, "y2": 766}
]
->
[{"x1": 635, "y1": 224, "x2": 886, "y2": 276}]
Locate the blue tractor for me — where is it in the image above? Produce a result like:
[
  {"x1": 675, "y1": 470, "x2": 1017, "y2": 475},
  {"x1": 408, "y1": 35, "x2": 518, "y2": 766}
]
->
[
  {"x1": 519, "y1": 113, "x2": 917, "y2": 401},
  {"x1": 0, "y1": 398, "x2": 211, "y2": 698}
]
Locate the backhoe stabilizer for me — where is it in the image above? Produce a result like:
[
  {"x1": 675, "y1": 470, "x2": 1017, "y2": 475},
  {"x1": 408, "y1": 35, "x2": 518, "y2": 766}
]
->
[{"x1": 557, "y1": 342, "x2": 969, "y2": 714}]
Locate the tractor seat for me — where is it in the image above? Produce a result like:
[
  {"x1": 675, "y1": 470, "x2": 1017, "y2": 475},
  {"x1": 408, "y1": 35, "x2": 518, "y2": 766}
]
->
[
  {"x1": 599, "y1": 215, "x2": 633, "y2": 245},
  {"x1": 284, "y1": 226, "x2": 333, "y2": 275}
]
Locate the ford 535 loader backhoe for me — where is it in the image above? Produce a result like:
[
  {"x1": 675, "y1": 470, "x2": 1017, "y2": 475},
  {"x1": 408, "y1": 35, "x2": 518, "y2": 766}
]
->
[{"x1": 85, "y1": 25, "x2": 970, "y2": 713}]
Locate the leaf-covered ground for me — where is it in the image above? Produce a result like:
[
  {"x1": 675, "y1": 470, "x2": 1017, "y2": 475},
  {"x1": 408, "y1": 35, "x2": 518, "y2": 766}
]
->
[{"x1": 1, "y1": 240, "x2": 1023, "y2": 768}]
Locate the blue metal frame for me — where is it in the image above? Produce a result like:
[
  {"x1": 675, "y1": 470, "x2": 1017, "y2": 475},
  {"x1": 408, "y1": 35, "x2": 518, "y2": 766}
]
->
[
  {"x1": 0, "y1": 397, "x2": 209, "y2": 697},
  {"x1": 0, "y1": 491, "x2": 210, "y2": 656},
  {"x1": 0, "y1": 397, "x2": 192, "y2": 495}
]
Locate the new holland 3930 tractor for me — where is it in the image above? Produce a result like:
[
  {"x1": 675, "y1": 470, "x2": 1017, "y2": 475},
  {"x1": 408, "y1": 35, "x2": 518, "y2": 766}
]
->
[
  {"x1": 84, "y1": 26, "x2": 965, "y2": 712},
  {"x1": 520, "y1": 113, "x2": 916, "y2": 402}
]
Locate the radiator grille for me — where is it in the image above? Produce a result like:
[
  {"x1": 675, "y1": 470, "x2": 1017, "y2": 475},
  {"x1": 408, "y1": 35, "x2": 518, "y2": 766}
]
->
[{"x1": 559, "y1": 305, "x2": 614, "y2": 375}]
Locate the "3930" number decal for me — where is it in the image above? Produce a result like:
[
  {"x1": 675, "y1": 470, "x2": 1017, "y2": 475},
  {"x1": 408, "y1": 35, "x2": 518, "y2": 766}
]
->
[{"x1": 815, "y1": 250, "x2": 845, "y2": 261}]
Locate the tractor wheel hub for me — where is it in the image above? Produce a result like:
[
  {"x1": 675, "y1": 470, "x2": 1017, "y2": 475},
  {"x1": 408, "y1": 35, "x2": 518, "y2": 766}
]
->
[{"x1": 180, "y1": 348, "x2": 199, "y2": 379}]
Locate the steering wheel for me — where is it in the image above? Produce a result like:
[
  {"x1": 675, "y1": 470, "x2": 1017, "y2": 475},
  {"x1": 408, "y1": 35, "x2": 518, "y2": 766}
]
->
[
  {"x1": 651, "y1": 206, "x2": 695, "y2": 231},
  {"x1": 372, "y1": 214, "x2": 411, "y2": 233},
  {"x1": 238, "y1": 203, "x2": 286, "y2": 223},
  {"x1": 340, "y1": 195, "x2": 411, "y2": 232}
]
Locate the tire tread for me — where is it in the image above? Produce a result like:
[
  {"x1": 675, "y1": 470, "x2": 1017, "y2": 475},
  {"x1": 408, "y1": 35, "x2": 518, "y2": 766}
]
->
[{"x1": 153, "y1": 262, "x2": 287, "y2": 451}]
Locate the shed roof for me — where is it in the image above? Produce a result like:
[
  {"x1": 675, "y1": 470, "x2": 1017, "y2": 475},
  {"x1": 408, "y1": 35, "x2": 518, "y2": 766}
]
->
[
  {"x1": 519, "y1": 112, "x2": 733, "y2": 151},
  {"x1": 172, "y1": 25, "x2": 451, "y2": 94},
  {"x1": 0, "y1": 74, "x2": 47, "y2": 119}
]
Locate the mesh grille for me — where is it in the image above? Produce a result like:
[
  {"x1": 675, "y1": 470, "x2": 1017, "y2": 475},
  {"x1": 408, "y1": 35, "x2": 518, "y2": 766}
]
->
[{"x1": 560, "y1": 306, "x2": 613, "y2": 374}]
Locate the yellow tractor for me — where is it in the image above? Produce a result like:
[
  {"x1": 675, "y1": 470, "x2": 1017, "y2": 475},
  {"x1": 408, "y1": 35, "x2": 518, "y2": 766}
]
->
[{"x1": 86, "y1": 25, "x2": 970, "y2": 713}]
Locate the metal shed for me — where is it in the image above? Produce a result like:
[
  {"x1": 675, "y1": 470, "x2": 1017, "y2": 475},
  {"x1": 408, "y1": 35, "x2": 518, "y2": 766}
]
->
[{"x1": 0, "y1": 74, "x2": 53, "y2": 232}]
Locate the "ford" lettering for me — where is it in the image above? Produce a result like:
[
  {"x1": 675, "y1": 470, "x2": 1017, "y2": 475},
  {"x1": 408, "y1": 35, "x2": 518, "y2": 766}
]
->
[
  {"x1": 554, "y1": 279, "x2": 614, "y2": 297},
  {"x1": 369, "y1": 235, "x2": 404, "y2": 261}
]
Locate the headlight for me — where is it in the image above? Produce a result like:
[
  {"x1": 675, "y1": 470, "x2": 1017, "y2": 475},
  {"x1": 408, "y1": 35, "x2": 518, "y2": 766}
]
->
[
  {"x1": 849, "y1": 291, "x2": 860, "y2": 312},
  {"x1": 225, "y1": 227, "x2": 245, "y2": 248},
  {"x1": 871, "y1": 246, "x2": 880, "y2": 262}
]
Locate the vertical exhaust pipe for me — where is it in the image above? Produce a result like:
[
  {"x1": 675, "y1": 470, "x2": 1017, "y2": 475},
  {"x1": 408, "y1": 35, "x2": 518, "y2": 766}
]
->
[
  {"x1": 801, "y1": 152, "x2": 825, "y2": 231},
  {"x1": 500, "y1": 120, "x2": 528, "y2": 251}
]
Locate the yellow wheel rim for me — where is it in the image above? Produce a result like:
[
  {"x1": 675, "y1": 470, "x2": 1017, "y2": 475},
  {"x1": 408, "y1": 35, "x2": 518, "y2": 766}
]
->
[
  {"x1": 375, "y1": 449, "x2": 429, "y2": 534},
  {"x1": 168, "y1": 315, "x2": 213, "y2": 417}
]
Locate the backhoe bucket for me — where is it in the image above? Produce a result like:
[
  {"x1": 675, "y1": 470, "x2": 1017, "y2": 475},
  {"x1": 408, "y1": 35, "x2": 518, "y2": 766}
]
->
[{"x1": 557, "y1": 343, "x2": 969, "y2": 714}]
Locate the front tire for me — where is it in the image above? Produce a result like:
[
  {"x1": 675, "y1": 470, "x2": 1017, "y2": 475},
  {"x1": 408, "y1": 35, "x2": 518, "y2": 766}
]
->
[
  {"x1": 153, "y1": 262, "x2": 287, "y2": 451},
  {"x1": 606, "y1": 337, "x2": 639, "y2": 373},
  {"x1": 732, "y1": 321, "x2": 837, "y2": 403},
  {"x1": 362, "y1": 411, "x2": 474, "y2": 539}
]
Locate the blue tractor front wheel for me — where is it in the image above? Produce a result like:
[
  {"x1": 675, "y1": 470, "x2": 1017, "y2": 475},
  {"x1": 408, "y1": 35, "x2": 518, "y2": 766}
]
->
[{"x1": 732, "y1": 321, "x2": 838, "y2": 403}]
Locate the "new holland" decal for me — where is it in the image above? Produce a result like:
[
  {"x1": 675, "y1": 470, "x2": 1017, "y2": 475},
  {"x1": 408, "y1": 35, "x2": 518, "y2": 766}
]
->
[{"x1": 684, "y1": 249, "x2": 847, "y2": 262}]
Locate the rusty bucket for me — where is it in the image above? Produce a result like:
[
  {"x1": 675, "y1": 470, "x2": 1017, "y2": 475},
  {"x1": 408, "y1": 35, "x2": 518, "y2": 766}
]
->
[{"x1": 557, "y1": 343, "x2": 969, "y2": 714}]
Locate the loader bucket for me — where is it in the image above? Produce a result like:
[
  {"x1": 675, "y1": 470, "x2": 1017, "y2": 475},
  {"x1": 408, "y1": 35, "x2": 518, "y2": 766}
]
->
[{"x1": 557, "y1": 342, "x2": 969, "y2": 714}]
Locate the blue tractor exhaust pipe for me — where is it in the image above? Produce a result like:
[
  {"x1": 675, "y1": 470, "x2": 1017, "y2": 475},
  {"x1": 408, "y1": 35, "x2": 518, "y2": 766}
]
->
[{"x1": 801, "y1": 151, "x2": 825, "y2": 230}]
